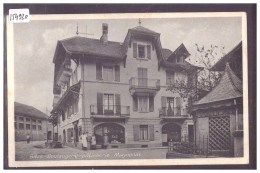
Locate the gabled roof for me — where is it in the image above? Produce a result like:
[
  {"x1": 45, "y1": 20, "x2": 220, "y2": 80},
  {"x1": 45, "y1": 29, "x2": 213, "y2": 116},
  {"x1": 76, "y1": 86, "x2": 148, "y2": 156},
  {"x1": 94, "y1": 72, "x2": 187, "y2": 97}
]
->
[
  {"x1": 15, "y1": 102, "x2": 49, "y2": 119},
  {"x1": 193, "y1": 63, "x2": 242, "y2": 106},
  {"x1": 170, "y1": 43, "x2": 191, "y2": 59},
  {"x1": 210, "y1": 41, "x2": 242, "y2": 71},
  {"x1": 162, "y1": 48, "x2": 172, "y2": 60},
  {"x1": 57, "y1": 36, "x2": 124, "y2": 60},
  {"x1": 129, "y1": 26, "x2": 159, "y2": 35}
]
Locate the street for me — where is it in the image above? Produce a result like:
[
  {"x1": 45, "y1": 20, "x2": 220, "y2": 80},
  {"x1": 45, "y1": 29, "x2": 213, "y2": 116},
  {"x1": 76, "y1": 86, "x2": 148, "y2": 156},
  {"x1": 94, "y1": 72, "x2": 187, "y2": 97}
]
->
[{"x1": 15, "y1": 141, "x2": 168, "y2": 161}]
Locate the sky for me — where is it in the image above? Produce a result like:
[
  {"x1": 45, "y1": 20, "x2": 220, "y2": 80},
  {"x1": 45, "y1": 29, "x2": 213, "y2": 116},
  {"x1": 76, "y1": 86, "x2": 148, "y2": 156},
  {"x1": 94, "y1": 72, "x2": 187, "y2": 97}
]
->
[{"x1": 13, "y1": 17, "x2": 242, "y2": 114}]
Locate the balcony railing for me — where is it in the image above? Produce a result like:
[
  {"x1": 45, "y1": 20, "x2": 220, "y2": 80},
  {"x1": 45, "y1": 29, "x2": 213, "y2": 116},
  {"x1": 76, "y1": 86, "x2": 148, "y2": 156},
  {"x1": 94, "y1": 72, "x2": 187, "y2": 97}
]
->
[
  {"x1": 159, "y1": 107, "x2": 189, "y2": 118},
  {"x1": 90, "y1": 104, "x2": 130, "y2": 117},
  {"x1": 129, "y1": 77, "x2": 160, "y2": 90}
]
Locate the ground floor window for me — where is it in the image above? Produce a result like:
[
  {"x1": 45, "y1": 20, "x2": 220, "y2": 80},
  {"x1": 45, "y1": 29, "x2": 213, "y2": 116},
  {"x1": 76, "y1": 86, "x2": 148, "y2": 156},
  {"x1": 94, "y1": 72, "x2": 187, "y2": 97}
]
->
[{"x1": 140, "y1": 125, "x2": 149, "y2": 140}]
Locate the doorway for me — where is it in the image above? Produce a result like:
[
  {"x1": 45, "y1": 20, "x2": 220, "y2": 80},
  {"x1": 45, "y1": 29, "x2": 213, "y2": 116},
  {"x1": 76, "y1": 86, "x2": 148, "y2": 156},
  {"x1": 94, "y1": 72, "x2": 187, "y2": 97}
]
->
[{"x1": 162, "y1": 123, "x2": 181, "y2": 146}]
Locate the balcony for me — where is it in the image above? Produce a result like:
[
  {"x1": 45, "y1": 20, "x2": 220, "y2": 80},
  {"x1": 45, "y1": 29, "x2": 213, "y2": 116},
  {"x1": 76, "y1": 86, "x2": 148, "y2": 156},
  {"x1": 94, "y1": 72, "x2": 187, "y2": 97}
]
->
[
  {"x1": 159, "y1": 107, "x2": 189, "y2": 119},
  {"x1": 90, "y1": 104, "x2": 130, "y2": 118},
  {"x1": 129, "y1": 77, "x2": 160, "y2": 95},
  {"x1": 56, "y1": 64, "x2": 73, "y2": 85}
]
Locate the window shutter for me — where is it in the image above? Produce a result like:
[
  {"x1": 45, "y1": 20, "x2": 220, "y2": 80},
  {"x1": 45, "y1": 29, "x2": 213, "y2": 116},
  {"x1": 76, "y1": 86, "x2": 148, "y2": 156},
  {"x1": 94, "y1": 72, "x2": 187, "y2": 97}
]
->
[
  {"x1": 97, "y1": 92, "x2": 103, "y2": 114},
  {"x1": 133, "y1": 43, "x2": 137, "y2": 58},
  {"x1": 147, "y1": 45, "x2": 151, "y2": 59},
  {"x1": 161, "y1": 96, "x2": 167, "y2": 108},
  {"x1": 96, "y1": 63, "x2": 102, "y2": 80},
  {"x1": 133, "y1": 125, "x2": 140, "y2": 141},
  {"x1": 149, "y1": 95, "x2": 154, "y2": 112},
  {"x1": 133, "y1": 95, "x2": 138, "y2": 112},
  {"x1": 115, "y1": 65, "x2": 120, "y2": 82},
  {"x1": 115, "y1": 94, "x2": 121, "y2": 115},
  {"x1": 176, "y1": 97, "x2": 181, "y2": 116},
  {"x1": 149, "y1": 125, "x2": 154, "y2": 141}
]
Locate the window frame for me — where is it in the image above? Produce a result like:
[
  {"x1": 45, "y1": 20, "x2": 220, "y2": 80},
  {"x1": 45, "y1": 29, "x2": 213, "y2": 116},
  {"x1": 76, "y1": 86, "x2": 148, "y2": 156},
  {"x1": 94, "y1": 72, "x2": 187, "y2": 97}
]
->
[
  {"x1": 26, "y1": 124, "x2": 31, "y2": 130},
  {"x1": 140, "y1": 125, "x2": 149, "y2": 141},
  {"x1": 103, "y1": 93, "x2": 114, "y2": 112},
  {"x1": 102, "y1": 65, "x2": 114, "y2": 82},
  {"x1": 138, "y1": 96, "x2": 149, "y2": 113},
  {"x1": 138, "y1": 44, "x2": 146, "y2": 59}
]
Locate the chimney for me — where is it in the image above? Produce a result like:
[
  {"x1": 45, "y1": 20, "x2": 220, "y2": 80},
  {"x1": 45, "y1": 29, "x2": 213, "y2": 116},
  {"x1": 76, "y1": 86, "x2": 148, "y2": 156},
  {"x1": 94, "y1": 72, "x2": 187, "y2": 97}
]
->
[{"x1": 100, "y1": 23, "x2": 108, "y2": 44}]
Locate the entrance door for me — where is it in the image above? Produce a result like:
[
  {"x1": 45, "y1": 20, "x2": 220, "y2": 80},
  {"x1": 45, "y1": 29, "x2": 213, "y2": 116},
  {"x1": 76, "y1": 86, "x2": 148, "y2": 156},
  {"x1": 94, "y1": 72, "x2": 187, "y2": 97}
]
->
[
  {"x1": 138, "y1": 68, "x2": 148, "y2": 87},
  {"x1": 188, "y1": 125, "x2": 194, "y2": 142},
  {"x1": 63, "y1": 130, "x2": 66, "y2": 143},
  {"x1": 162, "y1": 123, "x2": 181, "y2": 146}
]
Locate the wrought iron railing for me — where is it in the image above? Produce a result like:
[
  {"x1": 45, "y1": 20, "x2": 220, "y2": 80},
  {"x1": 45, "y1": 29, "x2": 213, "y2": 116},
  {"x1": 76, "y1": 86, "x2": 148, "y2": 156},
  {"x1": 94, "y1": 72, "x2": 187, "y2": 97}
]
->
[
  {"x1": 159, "y1": 107, "x2": 188, "y2": 117},
  {"x1": 129, "y1": 77, "x2": 160, "y2": 90},
  {"x1": 90, "y1": 104, "x2": 130, "y2": 117}
]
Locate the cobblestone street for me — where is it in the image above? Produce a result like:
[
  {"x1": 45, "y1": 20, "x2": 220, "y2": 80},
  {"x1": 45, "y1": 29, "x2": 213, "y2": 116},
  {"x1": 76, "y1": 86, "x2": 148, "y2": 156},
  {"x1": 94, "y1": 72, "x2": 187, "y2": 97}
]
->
[{"x1": 15, "y1": 141, "x2": 168, "y2": 161}]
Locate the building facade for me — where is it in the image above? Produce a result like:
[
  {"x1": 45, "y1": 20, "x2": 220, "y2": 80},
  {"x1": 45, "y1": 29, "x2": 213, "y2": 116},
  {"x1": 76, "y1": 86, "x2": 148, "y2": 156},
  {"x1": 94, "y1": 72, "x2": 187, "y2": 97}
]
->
[
  {"x1": 51, "y1": 23, "x2": 200, "y2": 149},
  {"x1": 14, "y1": 102, "x2": 49, "y2": 141}
]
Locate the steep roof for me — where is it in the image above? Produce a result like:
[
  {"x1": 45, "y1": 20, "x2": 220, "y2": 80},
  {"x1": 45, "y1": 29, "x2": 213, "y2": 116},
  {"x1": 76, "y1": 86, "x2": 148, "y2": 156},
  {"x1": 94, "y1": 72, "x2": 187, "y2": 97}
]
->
[
  {"x1": 193, "y1": 63, "x2": 242, "y2": 106},
  {"x1": 59, "y1": 36, "x2": 124, "y2": 59},
  {"x1": 15, "y1": 102, "x2": 49, "y2": 120},
  {"x1": 210, "y1": 41, "x2": 242, "y2": 71},
  {"x1": 129, "y1": 26, "x2": 159, "y2": 35},
  {"x1": 162, "y1": 48, "x2": 172, "y2": 60}
]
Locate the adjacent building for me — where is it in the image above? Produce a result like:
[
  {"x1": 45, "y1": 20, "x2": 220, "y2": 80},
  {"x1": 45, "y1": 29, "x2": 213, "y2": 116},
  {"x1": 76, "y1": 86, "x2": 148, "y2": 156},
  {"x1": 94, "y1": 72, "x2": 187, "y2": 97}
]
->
[
  {"x1": 51, "y1": 23, "x2": 201, "y2": 149},
  {"x1": 192, "y1": 42, "x2": 243, "y2": 157},
  {"x1": 14, "y1": 102, "x2": 49, "y2": 141}
]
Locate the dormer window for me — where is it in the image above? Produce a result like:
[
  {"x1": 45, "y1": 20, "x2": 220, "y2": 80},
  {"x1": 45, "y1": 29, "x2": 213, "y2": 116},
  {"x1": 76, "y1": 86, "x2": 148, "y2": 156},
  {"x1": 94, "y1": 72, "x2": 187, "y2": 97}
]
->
[
  {"x1": 133, "y1": 43, "x2": 151, "y2": 60},
  {"x1": 138, "y1": 45, "x2": 145, "y2": 58},
  {"x1": 176, "y1": 56, "x2": 184, "y2": 63}
]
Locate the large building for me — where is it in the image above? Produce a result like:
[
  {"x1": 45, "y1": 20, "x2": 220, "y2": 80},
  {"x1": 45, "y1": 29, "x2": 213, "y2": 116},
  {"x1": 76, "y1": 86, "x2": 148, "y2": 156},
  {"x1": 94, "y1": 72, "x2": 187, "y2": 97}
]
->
[
  {"x1": 14, "y1": 102, "x2": 49, "y2": 141},
  {"x1": 51, "y1": 23, "x2": 201, "y2": 149}
]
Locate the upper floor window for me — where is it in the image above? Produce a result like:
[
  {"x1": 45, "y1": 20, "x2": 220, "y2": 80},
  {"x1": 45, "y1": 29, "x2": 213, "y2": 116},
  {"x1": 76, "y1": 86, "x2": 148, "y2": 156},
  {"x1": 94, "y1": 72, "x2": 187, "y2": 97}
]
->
[
  {"x1": 176, "y1": 56, "x2": 184, "y2": 63},
  {"x1": 138, "y1": 45, "x2": 145, "y2": 58},
  {"x1": 166, "y1": 71, "x2": 175, "y2": 85},
  {"x1": 133, "y1": 95, "x2": 154, "y2": 113},
  {"x1": 103, "y1": 66, "x2": 114, "y2": 81},
  {"x1": 133, "y1": 43, "x2": 151, "y2": 59},
  {"x1": 96, "y1": 63, "x2": 120, "y2": 82}
]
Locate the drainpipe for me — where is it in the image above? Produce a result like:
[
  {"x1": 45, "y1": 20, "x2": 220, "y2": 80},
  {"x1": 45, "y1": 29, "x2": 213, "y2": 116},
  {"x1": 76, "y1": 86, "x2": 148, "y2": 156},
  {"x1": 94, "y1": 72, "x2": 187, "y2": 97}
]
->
[{"x1": 234, "y1": 99, "x2": 238, "y2": 130}]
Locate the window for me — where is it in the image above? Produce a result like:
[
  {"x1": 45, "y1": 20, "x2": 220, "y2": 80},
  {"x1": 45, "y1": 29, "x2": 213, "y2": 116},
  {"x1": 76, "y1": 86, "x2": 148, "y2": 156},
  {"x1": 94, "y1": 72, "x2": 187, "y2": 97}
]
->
[
  {"x1": 140, "y1": 125, "x2": 148, "y2": 140},
  {"x1": 38, "y1": 120, "x2": 42, "y2": 124},
  {"x1": 32, "y1": 125, "x2": 36, "y2": 130},
  {"x1": 103, "y1": 66, "x2": 113, "y2": 81},
  {"x1": 19, "y1": 117, "x2": 24, "y2": 122},
  {"x1": 166, "y1": 71, "x2": 175, "y2": 85},
  {"x1": 138, "y1": 45, "x2": 145, "y2": 58},
  {"x1": 176, "y1": 56, "x2": 183, "y2": 63},
  {"x1": 103, "y1": 94, "x2": 114, "y2": 113},
  {"x1": 38, "y1": 125, "x2": 42, "y2": 131},
  {"x1": 138, "y1": 96, "x2": 149, "y2": 112},
  {"x1": 32, "y1": 119, "x2": 36, "y2": 123},
  {"x1": 19, "y1": 123, "x2": 24, "y2": 129},
  {"x1": 14, "y1": 122, "x2": 17, "y2": 129},
  {"x1": 26, "y1": 124, "x2": 30, "y2": 130},
  {"x1": 167, "y1": 97, "x2": 175, "y2": 109},
  {"x1": 26, "y1": 118, "x2": 30, "y2": 122}
]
